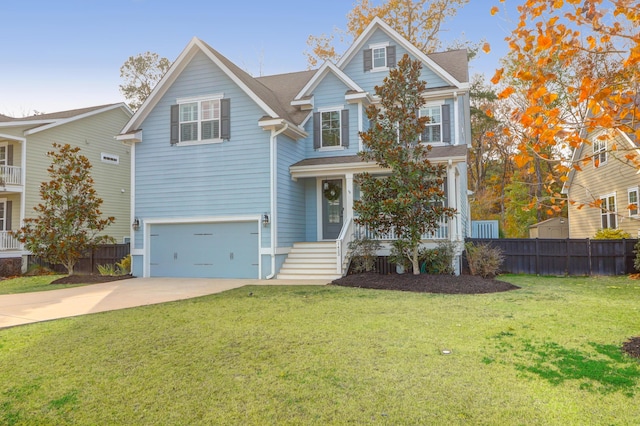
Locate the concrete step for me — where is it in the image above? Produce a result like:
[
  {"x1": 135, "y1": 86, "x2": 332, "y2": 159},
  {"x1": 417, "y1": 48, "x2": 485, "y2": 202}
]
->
[
  {"x1": 278, "y1": 267, "x2": 339, "y2": 275},
  {"x1": 277, "y1": 273, "x2": 342, "y2": 280},
  {"x1": 284, "y1": 257, "x2": 337, "y2": 264}
]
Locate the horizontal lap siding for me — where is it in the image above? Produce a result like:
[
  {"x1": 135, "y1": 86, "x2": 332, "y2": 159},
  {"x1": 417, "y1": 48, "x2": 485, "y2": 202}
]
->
[
  {"x1": 277, "y1": 134, "x2": 306, "y2": 246},
  {"x1": 342, "y1": 29, "x2": 450, "y2": 94},
  {"x1": 135, "y1": 52, "x2": 271, "y2": 248},
  {"x1": 25, "y1": 108, "x2": 132, "y2": 242},
  {"x1": 304, "y1": 73, "x2": 359, "y2": 159}
]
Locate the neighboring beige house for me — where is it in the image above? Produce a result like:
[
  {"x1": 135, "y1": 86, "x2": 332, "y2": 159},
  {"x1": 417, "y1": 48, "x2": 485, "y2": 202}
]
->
[
  {"x1": 528, "y1": 217, "x2": 569, "y2": 239},
  {"x1": 563, "y1": 119, "x2": 640, "y2": 238},
  {"x1": 0, "y1": 104, "x2": 132, "y2": 267}
]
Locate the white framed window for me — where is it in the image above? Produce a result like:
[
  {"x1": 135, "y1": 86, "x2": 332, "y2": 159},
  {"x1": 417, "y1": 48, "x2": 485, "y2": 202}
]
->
[
  {"x1": 365, "y1": 42, "x2": 394, "y2": 72},
  {"x1": 176, "y1": 94, "x2": 224, "y2": 144},
  {"x1": 600, "y1": 193, "x2": 617, "y2": 229},
  {"x1": 321, "y1": 110, "x2": 341, "y2": 148},
  {"x1": 101, "y1": 153, "x2": 119, "y2": 165},
  {"x1": 420, "y1": 105, "x2": 442, "y2": 143},
  {"x1": 314, "y1": 107, "x2": 349, "y2": 150},
  {"x1": 628, "y1": 187, "x2": 639, "y2": 217},
  {"x1": 0, "y1": 142, "x2": 7, "y2": 167},
  {"x1": 0, "y1": 198, "x2": 6, "y2": 232},
  {"x1": 372, "y1": 46, "x2": 387, "y2": 69},
  {"x1": 593, "y1": 138, "x2": 607, "y2": 167}
]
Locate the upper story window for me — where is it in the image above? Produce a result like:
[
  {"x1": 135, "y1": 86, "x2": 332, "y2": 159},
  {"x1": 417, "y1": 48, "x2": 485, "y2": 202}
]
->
[
  {"x1": 364, "y1": 43, "x2": 396, "y2": 72},
  {"x1": 628, "y1": 187, "x2": 639, "y2": 217},
  {"x1": 313, "y1": 108, "x2": 350, "y2": 150},
  {"x1": 170, "y1": 95, "x2": 230, "y2": 146},
  {"x1": 600, "y1": 193, "x2": 617, "y2": 229},
  {"x1": 420, "y1": 104, "x2": 451, "y2": 144},
  {"x1": 593, "y1": 138, "x2": 607, "y2": 167}
]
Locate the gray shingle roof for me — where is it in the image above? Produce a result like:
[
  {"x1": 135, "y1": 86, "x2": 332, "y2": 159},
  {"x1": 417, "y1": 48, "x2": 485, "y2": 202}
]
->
[{"x1": 427, "y1": 49, "x2": 469, "y2": 84}]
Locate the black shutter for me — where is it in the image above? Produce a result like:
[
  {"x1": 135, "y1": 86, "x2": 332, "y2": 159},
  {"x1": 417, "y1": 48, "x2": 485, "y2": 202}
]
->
[
  {"x1": 341, "y1": 109, "x2": 349, "y2": 148},
  {"x1": 386, "y1": 45, "x2": 396, "y2": 68},
  {"x1": 363, "y1": 49, "x2": 372, "y2": 72},
  {"x1": 441, "y1": 104, "x2": 451, "y2": 144},
  {"x1": 170, "y1": 105, "x2": 179, "y2": 145},
  {"x1": 313, "y1": 112, "x2": 321, "y2": 149},
  {"x1": 5, "y1": 201, "x2": 11, "y2": 231},
  {"x1": 7, "y1": 145, "x2": 13, "y2": 166},
  {"x1": 220, "y1": 98, "x2": 231, "y2": 140}
]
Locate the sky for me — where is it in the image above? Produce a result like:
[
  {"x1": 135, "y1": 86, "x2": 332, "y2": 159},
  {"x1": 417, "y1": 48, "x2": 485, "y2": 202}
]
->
[{"x1": 0, "y1": 0, "x2": 520, "y2": 117}]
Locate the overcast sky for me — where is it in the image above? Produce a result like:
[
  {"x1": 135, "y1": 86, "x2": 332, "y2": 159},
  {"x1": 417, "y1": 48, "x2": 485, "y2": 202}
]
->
[{"x1": 0, "y1": 0, "x2": 519, "y2": 117}]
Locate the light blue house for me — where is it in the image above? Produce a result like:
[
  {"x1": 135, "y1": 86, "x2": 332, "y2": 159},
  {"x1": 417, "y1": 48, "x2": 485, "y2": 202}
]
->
[{"x1": 118, "y1": 18, "x2": 471, "y2": 279}]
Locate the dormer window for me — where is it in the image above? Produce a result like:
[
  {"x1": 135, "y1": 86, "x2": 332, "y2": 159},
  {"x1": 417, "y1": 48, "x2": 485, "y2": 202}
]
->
[
  {"x1": 364, "y1": 43, "x2": 396, "y2": 72},
  {"x1": 313, "y1": 108, "x2": 350, "y2": 150}
]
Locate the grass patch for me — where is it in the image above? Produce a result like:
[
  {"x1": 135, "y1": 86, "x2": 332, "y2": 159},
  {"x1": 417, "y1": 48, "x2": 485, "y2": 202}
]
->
[
  {"x1": 0, "y1": 275, "x2": 82, "y2": 295},
  {"x1": 0, "y1": 275, "x2": 639, "y2": 424}
]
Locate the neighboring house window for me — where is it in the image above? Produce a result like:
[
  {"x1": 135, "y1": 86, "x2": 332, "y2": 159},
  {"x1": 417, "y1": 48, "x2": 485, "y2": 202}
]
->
[
  {"x1": 600, "y1": 193, "x2": 617, "y2": 229},
  {"x1": 593, "y1": 138, "x2": 607, "y2": 167},
  {"x1": 170, "y1": 96, "x2": 230, "y2": 145},
  {"x1": 313, "y1": 109, "x2": 349, "y2": 149},
  {"x1": 420, "y1": 104, "x2": 451, "y2": 144},
  {"x1": 101, "y1": 153, "x2": 119, "y2": 165},
  {"x1": 628, "y1": 187, "x2": 639, "y2": 217},
  {"x1": 363, "y1": 44, "x2": 396, "y2": 72},
  {"x1": 0, "y1": 198, "x2": 11, "y2": 232}
]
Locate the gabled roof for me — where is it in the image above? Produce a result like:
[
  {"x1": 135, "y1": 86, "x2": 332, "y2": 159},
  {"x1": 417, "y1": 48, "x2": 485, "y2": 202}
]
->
[
  {"x1": 256, "y1": 70, "x2": 316, "y2": 125},
  {"x1": 121, "y1": 37, "x2": 314, "y2": 135},
  {"x1": 293, "y1": 61, "x2": 367, "y2": 102},
  {"x1": 0, "y1": 103, "x2": 131, "y2": 135},
  {"x1": 337, "y1": 17, "x2": 469, "y2": 88},
  {"x1": 0, "y1": 114, "x2": 13, "y2": 122}
]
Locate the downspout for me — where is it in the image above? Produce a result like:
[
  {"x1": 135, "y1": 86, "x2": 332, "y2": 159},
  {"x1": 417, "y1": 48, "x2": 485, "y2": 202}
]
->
[{"x1": 266, "y1": 122, "x2": 289, "y2": 279}]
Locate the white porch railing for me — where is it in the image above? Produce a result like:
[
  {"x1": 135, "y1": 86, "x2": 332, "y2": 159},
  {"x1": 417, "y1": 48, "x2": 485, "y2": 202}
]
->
[
  {"x1": 354, "y1": 218, "x2": 449, "y2": 240},
  {"x1": 0, "y1": 231, "x2": 21, "y2": 251},
  {"x1": 336, "y1": 215, "x2": 355, "y2": 275},
  {"x1": 0, "y1": 165, "x2": 22, "y2": 186}
]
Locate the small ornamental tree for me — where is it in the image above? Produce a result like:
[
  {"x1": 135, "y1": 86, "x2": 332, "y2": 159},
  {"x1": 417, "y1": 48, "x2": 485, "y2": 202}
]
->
[
  {"x1": 13, "y1": 143, "x2": 115, "y2": 275},
  {"x1": 354, "y1": 54, "x2": 456, "y2": 275}
]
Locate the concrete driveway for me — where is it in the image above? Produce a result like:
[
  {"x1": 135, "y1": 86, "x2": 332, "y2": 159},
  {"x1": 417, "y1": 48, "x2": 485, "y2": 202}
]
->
[{"x1": 0, "y1": 277, "x2": 329, "y2": 329}]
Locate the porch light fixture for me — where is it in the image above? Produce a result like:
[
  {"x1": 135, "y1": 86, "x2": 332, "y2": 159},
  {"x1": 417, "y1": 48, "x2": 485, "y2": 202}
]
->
[
  {"x1": 262, "y1": 213, "x2": 270, "y2": 227},
  {"x1": 132, "y1": 217, "x2": 140, "y2": 231}
]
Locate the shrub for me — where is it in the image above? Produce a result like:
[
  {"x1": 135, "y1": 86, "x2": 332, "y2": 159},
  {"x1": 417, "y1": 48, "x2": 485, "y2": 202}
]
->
[
  {"x1": 116, "y1": 254, "x2": 131, "y2": 275},
  {"x1": 465, "y1": 243, "x2": 504, "y2": 279},
  {"x1": 348, "y1": 237, "x2": 381, "y2": 273},
  {"x1": 419, "y1": 241, "x2": 455, "y2": 275},
  {"x1": 97, "y1": 264, "x2": 119, "y2": 276},
  {"x1": 593, "y1": 228, "x2": 631, "y2": 239},
  {"x1": 389, "y1": 239, "x2": 414, "y2": 273}
]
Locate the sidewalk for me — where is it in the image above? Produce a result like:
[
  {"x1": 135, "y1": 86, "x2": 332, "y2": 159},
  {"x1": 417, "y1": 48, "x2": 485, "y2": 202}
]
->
[{"x1": 0, "y1": 277, "x2": 329, "y2": 329}]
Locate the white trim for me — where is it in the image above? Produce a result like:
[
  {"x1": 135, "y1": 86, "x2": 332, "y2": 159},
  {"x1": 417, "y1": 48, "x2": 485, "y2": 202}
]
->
[
  {"x1": 369, "y1": 42, "x2": 390, "y2": 72},
  {"x1": 141, "y1": 215, "x2": 262, "y2": 278},
  {"x1": 121, "y1": 37, "x2": 279, "y2": 135},
  {"x1": 628, "y1": 187, "x2": 639, "y2": 217},
  {"x1": 318, "y1": 146, "x2": 345, "y2": 152},
  {"x1": 293, "y1": 62, "x2": 366, "y2": 102},
  {"x1": 176, "y1": 93, "x2": 224, "y2": 104},
  {"x1": 24, "y1": 104, "x2": 132, "y2": 136},
  {"x1": 317, "y1": 105, "x2": 345, "y2": 113},
  {"x1": 100, "y1": 152, "x2": 119, "y2": 165},
  {"x1": 599, "y1": 192, "x2": 617, "y2": 229},
  {"x1": 336, "y1": 17, "x2": 465, "y2": 89},
  {"x1": 453, "y1": 92, "x2": 460, "y2": 146},
  {"x1": 115, "y1": 130, "x2": 142, "y2": 143}
]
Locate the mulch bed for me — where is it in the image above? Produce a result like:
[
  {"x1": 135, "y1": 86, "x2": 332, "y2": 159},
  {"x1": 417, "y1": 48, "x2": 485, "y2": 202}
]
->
[
  {"x1": 332, "y1": 272, "x2": 520, "y2": 294},
  {"x1": 622, "y1": 337, "x2": 640, "y2": 359},
  {"x1": 51, "y1": 274, "x2": 134, "y2": 285}
]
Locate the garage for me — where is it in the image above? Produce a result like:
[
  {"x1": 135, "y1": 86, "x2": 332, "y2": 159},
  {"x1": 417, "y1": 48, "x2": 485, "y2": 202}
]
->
[{"x1": 149, "y1": 221, "x2": 259, "y2": 278}]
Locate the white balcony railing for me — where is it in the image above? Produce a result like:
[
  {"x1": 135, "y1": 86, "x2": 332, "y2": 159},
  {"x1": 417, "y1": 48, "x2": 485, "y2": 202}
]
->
[
  {"x1": 354, "y1": 218, "x2": 449, "y2": 241},
  {"x1": 0, "y1": 231, "x2": 21, "y2": 251},
  {"x1": 336, "y1": 216, "x2": 355, "y2": 275},
  {"x1": 0, "y1": 165, "x2": 22, "y2": 186}
]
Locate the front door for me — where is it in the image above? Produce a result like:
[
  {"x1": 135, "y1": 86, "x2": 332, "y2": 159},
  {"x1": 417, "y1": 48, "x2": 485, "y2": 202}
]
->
[{"x1": 322, "y1": 179, "x2": 343, "y2": 239}]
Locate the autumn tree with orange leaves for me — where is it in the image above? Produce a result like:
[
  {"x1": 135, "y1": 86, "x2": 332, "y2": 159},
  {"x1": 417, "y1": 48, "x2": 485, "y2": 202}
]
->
[
  {"x1": 490, "y1": 0, "x2": 640, "y2": 214},
  {"x1": 305, "y1": 0, "x2": 469, "y2": 66}
]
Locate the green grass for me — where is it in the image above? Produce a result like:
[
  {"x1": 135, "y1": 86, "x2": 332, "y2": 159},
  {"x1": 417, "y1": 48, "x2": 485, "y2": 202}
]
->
[
  {"x1": 0, "y1": 275, "x2": 639, "y2": 424},
  {"x1": 0, "y1": 275, "x2": 88, "y2": 295}
]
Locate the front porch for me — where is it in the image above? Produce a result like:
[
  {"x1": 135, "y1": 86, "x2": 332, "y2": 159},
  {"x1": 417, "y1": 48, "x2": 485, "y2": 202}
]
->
[{"x1": 0, "y1": 231, "x2": 21, "y2": 252}]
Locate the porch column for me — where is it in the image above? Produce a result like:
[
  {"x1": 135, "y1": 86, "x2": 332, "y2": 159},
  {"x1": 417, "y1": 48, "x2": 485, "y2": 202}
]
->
[
  {"x1": 345, "y1": 173, "x2": 354, "y2": 220},
  {"x1": 447, "y1": 162, "x2": 458, "y2": 240}
]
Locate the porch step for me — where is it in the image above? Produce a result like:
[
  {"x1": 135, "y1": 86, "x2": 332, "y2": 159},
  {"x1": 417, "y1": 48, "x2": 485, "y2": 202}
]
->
[{"x1": 277, "y1": 241, "x2": 342, "y2": 280}]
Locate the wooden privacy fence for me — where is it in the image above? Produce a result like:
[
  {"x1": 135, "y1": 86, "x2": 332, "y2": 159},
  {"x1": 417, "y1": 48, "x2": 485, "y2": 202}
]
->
[
  {"x1": 466, "y1": 238, "x2": 638, "y2": 276},
  {"x1": 27, "y1": 244, "x2": 130, "y2": 274}
]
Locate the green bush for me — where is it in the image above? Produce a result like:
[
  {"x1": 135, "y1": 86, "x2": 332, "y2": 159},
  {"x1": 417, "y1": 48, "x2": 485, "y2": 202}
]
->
[
  {"x1": 116, "y1": 254, "x2": 131, "y2": 275},
  {"x1": 419, "y1": 241, "x2": 455, "y2": 275},
  {"x1": 593, "y1": 228, "x2": 631, "y2": 239},
  {"x1": 465, "y1": 243, "x2": 504, "y2": 279},
  {"x1": 348, "y1": 237, "x2": 381, "y2": 273},
  {"x1": 97, "y1": 264, "x2": 118, "y2": 276},
  {"x1": 389, "y1": 240, "x2": 414, "y2": 273}
]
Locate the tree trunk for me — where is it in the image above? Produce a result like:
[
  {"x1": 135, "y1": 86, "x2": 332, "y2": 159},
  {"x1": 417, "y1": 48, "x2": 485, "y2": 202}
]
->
[{"x1": 411, "y1": 246, "x2": 420, "y2": 275}]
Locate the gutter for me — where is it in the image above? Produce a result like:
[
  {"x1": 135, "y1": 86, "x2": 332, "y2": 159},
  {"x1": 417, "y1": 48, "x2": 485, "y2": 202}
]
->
[{"x1": 265, "y1": 122, "x2": 289, "y2": 279}]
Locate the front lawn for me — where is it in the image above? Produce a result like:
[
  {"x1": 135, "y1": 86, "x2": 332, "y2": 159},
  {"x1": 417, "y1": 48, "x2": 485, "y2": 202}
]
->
[
  {"x1": 0, "y1": 275, "x2": 81, "y2": 295},
  {"x1": 0, "y1": 275, "x2": 639, "y2": 424}
]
